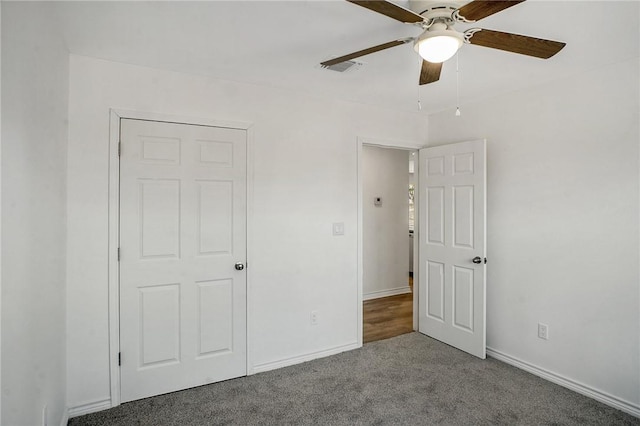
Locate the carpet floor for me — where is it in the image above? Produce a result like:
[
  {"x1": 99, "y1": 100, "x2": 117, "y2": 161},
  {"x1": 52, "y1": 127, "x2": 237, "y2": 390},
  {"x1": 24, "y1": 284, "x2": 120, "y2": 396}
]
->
[{"x1": 69, "y1": 333, "x2": 638, "y2": 425}]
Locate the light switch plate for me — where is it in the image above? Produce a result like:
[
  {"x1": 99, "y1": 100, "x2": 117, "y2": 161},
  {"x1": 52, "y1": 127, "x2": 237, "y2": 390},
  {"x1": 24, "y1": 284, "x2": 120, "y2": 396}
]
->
[{"x1": 332, "y1": 222, "x2": 345, "y2": 236}]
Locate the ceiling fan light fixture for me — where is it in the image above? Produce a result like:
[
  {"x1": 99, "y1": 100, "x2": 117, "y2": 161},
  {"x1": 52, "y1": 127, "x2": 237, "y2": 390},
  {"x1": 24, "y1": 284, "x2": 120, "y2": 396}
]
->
[{"x1": 414, "y1": 28, "x2": 464, "y2": 64}]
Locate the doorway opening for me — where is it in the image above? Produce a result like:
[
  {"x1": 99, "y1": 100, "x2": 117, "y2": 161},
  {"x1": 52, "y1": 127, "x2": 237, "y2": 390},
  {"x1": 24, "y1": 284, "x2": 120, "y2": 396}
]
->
[{"x1": 361, "y1": 145, "x2": 417, "y2": 343}]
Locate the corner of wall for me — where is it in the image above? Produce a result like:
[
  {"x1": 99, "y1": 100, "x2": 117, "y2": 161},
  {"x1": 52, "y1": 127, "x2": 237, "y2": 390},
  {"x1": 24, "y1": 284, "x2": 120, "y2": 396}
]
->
[
  {"x1": 0, "y1": 2, "x2": 3, "y2": 422},
  {"x1": 1, "y1": 2, "x2": 69, "y2": 425}
]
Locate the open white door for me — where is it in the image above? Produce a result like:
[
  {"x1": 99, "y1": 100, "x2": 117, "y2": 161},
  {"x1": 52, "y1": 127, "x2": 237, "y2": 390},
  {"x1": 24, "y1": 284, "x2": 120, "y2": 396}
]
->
[
  {"x1": 418, "y1": 140, "x2": 486, "y2": 358},
  {"x1": 119, "y1": 118, "x2": 247, "y2": 402}
]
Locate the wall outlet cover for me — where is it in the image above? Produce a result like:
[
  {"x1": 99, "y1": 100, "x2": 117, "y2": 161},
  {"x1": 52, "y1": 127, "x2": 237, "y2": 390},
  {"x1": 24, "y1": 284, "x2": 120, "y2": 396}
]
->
[{"x1": 538, "y1": 323, "x2": 549, "y2": 340}]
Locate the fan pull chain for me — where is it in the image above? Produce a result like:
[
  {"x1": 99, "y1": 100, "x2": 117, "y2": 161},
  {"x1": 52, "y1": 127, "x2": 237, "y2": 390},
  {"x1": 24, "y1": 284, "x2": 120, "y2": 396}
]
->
[{"x1": 455, "y1": 52, "x2": 461, "y2": 117}]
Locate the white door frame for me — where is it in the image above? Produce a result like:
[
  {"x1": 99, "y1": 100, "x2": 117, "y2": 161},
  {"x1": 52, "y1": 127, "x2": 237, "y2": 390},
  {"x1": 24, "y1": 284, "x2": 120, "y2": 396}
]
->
[
  {"x1": 107, "y1": 109, "x2": 254, "y2": 407},
  {"x1": 356, "y1": 136, "x2": 425, "y2": 345}
]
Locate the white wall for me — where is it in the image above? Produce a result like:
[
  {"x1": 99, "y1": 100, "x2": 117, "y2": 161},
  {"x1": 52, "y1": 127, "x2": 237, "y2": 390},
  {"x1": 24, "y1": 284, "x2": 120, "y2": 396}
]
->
[
  {"x1": 66, "y1": 55, "x2": 427, "y2": 410},
  {"x1": 362, "y1": 146, "x2": 410, "y2": 299},
  {"x1": 1, "y1": 2, "x2": 69, "y2": 425},
  {"x1": 0, "y1": 5, "x2": 3, "y2": 421},
  {"x1": 428, "y1": 58, "x2": 640, "y2": 412}
]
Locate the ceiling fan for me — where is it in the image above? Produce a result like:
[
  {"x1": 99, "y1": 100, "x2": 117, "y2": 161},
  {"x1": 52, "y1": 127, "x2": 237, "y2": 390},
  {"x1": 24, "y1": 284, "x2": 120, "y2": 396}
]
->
[{"x1": 320, "y1": 0, "x2": 566, "y2": 85}]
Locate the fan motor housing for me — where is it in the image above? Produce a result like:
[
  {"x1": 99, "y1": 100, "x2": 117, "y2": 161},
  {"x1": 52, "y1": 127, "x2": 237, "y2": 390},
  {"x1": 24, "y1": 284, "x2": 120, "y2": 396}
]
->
[{"x1": 409, "y1": 0, "x2": 466, "y2": 20}]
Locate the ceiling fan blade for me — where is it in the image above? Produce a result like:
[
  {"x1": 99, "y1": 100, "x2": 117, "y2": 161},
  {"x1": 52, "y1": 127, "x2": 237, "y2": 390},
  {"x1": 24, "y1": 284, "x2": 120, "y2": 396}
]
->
[
  {"x1": 419, "y1": 60, "x2": 442, "y2": 85},
  {"x1": 346, "y1": 0, "x2": 424, "y2": 24},
  {"x1": 467, "y1": 29, "x2": 566, "y2": 59},
  {"x1": 457, "y1": 0, "x2": 525, "y2": 22},
  {"x1": 321, "y1": 39, "x2": 411, "y2": 67}
]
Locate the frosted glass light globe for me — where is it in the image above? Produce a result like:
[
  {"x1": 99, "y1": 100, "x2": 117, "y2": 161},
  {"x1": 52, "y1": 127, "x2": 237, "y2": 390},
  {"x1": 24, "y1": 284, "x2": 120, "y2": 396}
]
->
[{"x1": 416, "y1": 35, "x2": 463, "y2": 63}]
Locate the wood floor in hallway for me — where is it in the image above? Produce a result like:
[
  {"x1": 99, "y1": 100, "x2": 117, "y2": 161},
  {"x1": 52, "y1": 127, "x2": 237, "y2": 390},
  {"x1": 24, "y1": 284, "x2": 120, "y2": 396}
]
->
[{"x1": 363, "y1": 289, "x2": 413, "y2": 344}]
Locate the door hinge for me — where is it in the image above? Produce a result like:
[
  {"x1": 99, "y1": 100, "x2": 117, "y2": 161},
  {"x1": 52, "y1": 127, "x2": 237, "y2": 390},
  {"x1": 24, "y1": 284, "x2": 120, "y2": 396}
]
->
[
  {"x1": 117, "y1": 247, "x2": 120, "y2": 261},
  {"x1": 118, "y1": 352, "x2": 121, "y2": 366},
  {"x1": 118, "y1": 141, "x2": 122, "y2": 157}
]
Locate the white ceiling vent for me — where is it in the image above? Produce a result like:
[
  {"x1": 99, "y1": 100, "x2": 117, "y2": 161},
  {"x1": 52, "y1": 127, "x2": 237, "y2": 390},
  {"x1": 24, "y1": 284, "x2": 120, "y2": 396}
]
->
[{"x1": 319, "y1": 60, "x2": 363, "y2": 73}]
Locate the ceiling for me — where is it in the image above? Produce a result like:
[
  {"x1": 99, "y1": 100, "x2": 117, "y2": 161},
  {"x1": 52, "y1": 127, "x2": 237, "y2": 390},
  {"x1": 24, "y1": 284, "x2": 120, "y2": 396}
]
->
[{"x1": 53, "y1": 1, "x2": 639, "y2": 114}]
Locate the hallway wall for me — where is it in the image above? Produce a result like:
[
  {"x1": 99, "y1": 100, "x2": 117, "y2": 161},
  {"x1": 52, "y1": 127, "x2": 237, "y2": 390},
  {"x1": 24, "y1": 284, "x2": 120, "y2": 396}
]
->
[{"x1": 362, "y1": 146, "x2": 410, "y2": 300}]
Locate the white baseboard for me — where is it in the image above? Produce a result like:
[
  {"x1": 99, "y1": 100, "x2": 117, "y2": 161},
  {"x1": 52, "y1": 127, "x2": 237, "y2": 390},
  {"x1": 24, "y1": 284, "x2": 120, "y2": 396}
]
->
[
  {"x1": 487, "y1": 347, "x2": 640, "y2": 418},
  {"x1": 59, "y1": 408, "x2": 69, "y2": 426},
  {"x1": 363, "y1": 286, "x2": 411, "y2": 301},
  {"x1": 68, "y1": 398, "x2": 112, "y2": 418},
  {"x1": 250, "y1": 342, "x2": 360, "y2": 375}
]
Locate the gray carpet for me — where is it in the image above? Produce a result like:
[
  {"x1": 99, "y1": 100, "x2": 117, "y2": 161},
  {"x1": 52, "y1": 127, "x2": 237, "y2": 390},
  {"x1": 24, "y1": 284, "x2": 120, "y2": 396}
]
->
[{"x1": 69, "y1": 333, "x2": 639, "y2": 425}]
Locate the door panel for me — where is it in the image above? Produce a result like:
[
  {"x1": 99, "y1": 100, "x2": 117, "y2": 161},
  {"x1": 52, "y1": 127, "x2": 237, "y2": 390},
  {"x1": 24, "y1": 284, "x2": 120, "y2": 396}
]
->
[
  {"x1": 139, "y1": 179, "x2": 181, "y2": 258},
  {"x1": 139, "y1": 283, "x2": 181, "y2": 367},
  {"x1": 119, "y1": 118, "x2": 247, "y2": 402},
  {"x1": 426, "y1": 261, "x2": 445, "y2": 321},
  {"x1": 197, "y1": 279, "x2": 233, "y2": 356},
  {"x1": 197, "y1": 180, "x2": 233, "y2": 255},
  {"x1": 427, "y1": 187, "x2": 445, "y2": 245},
  {"x1": 418, "y1": 140, "x2": 486, "y2": 358}
]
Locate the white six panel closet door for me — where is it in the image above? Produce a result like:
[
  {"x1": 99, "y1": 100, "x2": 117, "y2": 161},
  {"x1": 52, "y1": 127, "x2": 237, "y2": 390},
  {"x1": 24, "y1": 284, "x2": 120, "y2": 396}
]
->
[{"x1": 119, "y1": 118, "x2": 247, "y2": 402}]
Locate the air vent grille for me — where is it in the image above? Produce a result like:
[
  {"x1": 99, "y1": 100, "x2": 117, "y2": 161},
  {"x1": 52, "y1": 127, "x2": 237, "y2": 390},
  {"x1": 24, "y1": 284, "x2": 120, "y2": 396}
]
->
[{"x1": 320, "y1": 60, "x2": 362, "y2": 73}]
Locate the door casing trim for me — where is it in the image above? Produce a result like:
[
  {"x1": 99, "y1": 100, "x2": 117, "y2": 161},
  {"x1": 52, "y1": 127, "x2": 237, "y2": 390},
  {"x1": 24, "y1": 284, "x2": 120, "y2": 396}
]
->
[{"x1": 108, "y1": 109, "x2": 253, "y2": 407}]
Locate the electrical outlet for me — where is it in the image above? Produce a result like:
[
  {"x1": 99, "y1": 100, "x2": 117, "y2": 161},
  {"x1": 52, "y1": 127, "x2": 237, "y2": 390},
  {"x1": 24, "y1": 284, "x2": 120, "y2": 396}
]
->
[
  {"x1": 310, "y1": 310, "x2": 318, "y2": 326},
  {"x1": 538, "y1": 323, "x2": 549, "y2": 340}
]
